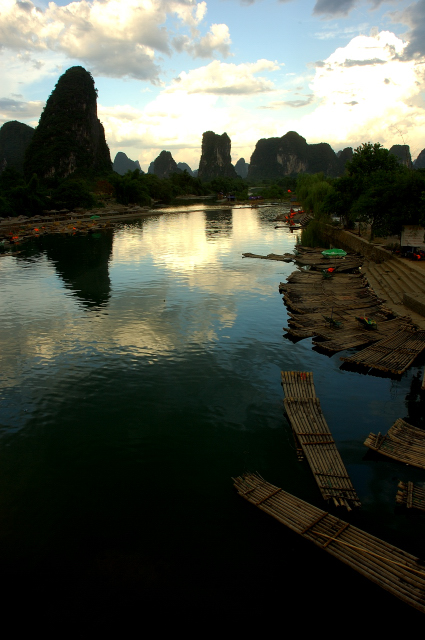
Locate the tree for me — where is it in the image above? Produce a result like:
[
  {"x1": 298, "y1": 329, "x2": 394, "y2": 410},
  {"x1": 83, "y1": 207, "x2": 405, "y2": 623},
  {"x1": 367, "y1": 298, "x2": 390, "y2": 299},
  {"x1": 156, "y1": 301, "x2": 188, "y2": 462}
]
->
[{"x1": 346, "y1": 142, "x2": 401, "y2": 178}]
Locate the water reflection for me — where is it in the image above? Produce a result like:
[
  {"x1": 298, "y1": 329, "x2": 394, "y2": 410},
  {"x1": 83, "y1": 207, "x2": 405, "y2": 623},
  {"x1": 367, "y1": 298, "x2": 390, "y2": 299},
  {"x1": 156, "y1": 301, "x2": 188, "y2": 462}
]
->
[
  {"x1": 205, "y1": 209, "x2": 232, "y2": 240},
  {"x1": 40, "y1": 231, "x2": 113, "y2": 309}
]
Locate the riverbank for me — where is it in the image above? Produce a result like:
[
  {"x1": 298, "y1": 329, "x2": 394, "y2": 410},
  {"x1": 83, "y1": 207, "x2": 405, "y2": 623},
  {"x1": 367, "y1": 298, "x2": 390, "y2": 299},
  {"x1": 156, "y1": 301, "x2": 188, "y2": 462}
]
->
[{"x1": 0, "y1": 200, "x2": 282, "y2": 250}]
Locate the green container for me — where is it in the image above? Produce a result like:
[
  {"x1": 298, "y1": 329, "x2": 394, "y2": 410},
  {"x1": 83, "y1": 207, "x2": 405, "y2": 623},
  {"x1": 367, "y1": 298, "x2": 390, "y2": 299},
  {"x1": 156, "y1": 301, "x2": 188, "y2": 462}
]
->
[{"x1": 321, "y1": 248, "x2": 347, "y2": 258}]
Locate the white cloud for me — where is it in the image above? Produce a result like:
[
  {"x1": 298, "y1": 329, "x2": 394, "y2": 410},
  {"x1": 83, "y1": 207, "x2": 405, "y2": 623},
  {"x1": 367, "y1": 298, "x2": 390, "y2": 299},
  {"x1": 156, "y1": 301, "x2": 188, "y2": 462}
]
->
[
  {"x1": 187, "y1": 23, "x2": 232, "y2": 58},
  {"x1": 297, "y1": 31, "x2": 425, "y2": 154},
  {"x1": 167, "y1": 59, "x2": 280, "y2": 94},
  {"x1": 0, "y1": 0, "x2": 228, "y2": 81}
]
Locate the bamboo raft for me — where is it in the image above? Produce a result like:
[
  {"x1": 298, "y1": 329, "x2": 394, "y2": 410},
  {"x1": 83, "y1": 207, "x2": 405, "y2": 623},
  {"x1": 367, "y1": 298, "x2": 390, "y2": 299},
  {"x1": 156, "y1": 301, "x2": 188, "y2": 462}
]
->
[
  {"x1": 281, "y1": 371, "x2": 360, "y2": 510},
  {"x1": 364, "y1": 418, "x2": 425, "y2": 469},
  {"x1": 341, "y1": 327, "x2": 425, "y2": 374},
  {"x1": 293, "y1": 246, "x2": 363, "y2": 271},
  {"x1": 233, "y1": 472, "x2": 425, "y2": 614},
  {"x1": 396, "y1": 481, "x2": 425, "y2": 511},
  {"x1": 242, "y1": 252, "x2": 294, "y2": 262},
  {"x1": 280, "y1": 269, "x2": 414, "y2": 354}
]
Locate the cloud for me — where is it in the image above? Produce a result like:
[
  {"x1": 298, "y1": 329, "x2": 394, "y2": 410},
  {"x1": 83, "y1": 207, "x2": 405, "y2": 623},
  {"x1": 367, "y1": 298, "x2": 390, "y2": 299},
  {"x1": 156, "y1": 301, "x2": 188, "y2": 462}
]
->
[
  {"x1": 393, "y1": 0, "x2": 425, "y2": 60},
  {"x1": 296, "y1": 31, "x2": 425, "y2": 154},
  {"x1": 313, "y1": 0, "x2": 385, "y2": 18},
  {"x1": 342, "y1": 57, "x2": 387, "y2": 66},
  {"x1": 259, "y1": 95, "x2": 314, "y2": 109},
  {"x1": 166, "y1": 59, "x2": 280, "y2": 94},
  {"x1": 0, "y1": 97, "x2": 44, "y2": 123},
  {"x1": 187, "y1": 24, "x2": 232, "y2": 58},
  {"x1": 0, "y1": 0, "x2": 224, "y2": 82},
  {"x1": 98, "y1": 60, "x2": 284, "y2": 170},
  {"x1": 314, "y1": 22, "x2": 370, "y2": 40}
]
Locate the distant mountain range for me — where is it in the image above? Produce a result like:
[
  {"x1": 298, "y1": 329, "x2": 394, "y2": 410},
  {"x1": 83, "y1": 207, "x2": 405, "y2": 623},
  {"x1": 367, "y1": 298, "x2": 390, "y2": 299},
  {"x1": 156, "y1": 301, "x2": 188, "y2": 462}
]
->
[
  {"x1": 113, "y1": 152, "x2": 142, "y2": 175},
  {"x1": 0, "y1": 121, "x2": 34, "y2": 174},
  {"x1": 1, "y1": 63, "x2": 424, "y2": 184}
]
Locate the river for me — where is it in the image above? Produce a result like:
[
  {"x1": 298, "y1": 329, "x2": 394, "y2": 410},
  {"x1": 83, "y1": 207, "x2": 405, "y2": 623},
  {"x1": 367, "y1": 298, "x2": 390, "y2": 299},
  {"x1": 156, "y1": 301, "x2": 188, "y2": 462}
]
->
[{"x1": 0, "y1": 204, "x2": 424, "y2": 628}]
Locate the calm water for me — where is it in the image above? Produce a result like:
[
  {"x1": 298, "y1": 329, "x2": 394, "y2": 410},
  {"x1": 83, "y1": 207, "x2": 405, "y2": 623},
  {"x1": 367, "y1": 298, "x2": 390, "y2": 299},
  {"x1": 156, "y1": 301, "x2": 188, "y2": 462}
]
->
[{"x1": 0, "y1": 205, "x2": 424, "y2": 628}]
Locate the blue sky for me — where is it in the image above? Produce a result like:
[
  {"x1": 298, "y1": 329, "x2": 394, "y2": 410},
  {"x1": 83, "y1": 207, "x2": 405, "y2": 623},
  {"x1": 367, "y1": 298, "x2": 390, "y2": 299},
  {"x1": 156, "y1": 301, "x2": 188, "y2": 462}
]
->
[{"x1": 1, "y1": 0, "x2": 424, "y2": 170}]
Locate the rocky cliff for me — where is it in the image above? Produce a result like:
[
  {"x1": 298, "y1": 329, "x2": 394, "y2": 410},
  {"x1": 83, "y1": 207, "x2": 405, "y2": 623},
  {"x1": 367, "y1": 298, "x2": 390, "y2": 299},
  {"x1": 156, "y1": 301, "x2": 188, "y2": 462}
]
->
[
  {"x1": 24, "y1": 66, "x2": 112, "y2": 180},
  {"x1": 0, "y1": 121, "x2": 34, "y2": 174},
  {"x1": 248, "y1": 131, "x2": 342, "y2": 180},
  {"x1": 234, "y1": 158, "x2": 249, "y2": 178},
  {"x1": 113, "y1": 151, "x2": 142, "y2": 175},
  {"x1": 414, "y1": 149, "x2": 425, "y2": 169},
  {"x1": 177, "y1": 162, "x2": 194, "y2": 176},
  {"x1": 198, "y1": 131, "x2": 237, "y2": 181},
  {"x1": 389, "y1": 144, "x2": 412, "y2": 168},
  {"x1": 337, "y1": 147, "x2": 353, "y2": 167},
  {"x1": 152, "y1": 150, "x2": 181, "y2": 179}
]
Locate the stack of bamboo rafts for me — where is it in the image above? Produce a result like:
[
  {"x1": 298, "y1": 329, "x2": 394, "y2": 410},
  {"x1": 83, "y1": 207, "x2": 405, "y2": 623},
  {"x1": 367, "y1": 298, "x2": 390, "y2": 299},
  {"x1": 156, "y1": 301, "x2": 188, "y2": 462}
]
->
[
  {"x1": 293, "y1": 246, "x2": 363, "y2": 271},
  {"x1": 396, "y1": 481, "x2": 425, "y2": 511},
  {"x1": 341, "y1": 327, "x2": 425, "y2": 374},
  {"x1": 280, "y1": 270, "x2": 413, "y2": 353},
  {"x1": 233, "y1": 473, "x2": 425, "y2": 613},
  {"x1": 364, "y1": 418, "x2": 425, "y2": 469},
  {"x1": 281, "y1": 371, "x2": 360, "y2": 510}
]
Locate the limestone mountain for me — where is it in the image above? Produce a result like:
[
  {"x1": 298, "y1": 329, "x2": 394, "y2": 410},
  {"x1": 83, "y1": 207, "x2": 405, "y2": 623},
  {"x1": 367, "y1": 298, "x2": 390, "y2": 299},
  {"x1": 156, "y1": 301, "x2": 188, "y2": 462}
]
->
[
  {"x1": 113, "y1": 151, "x2": 142, "y2": 175},
  {"x1": 152, "y1": 150, "x2": 181, "y2": 179},
  {"x1": 234, "y1": 158, "x2": 249, "y2": 179},
  {"x1": 337, "y1": 147, "x2": 353, "y2": 167},
  {"x1": 389, "y1": 144, "x2": 412, "y2": 168},
  {"x1": 414, "y1": 148, "x2": 425, "y2": 168},
  {"x1": 198, "y1": 131, "x2": 237, "y2": 181},
  {"x1": 24, "y1": 66, "x2": 111, "y2": 180},
  {"x1": 177, "y1": 162, "x2": 194, "y2": 176},
  {"x1": 148, "y1": 161, "x2": 155, "y2": 174},
  {"x1": 0, "y1": 121, "x2": 34, "y2": 174},
  {"x1": 248, "y1": 131, "x2": 342, "y2": 180}
]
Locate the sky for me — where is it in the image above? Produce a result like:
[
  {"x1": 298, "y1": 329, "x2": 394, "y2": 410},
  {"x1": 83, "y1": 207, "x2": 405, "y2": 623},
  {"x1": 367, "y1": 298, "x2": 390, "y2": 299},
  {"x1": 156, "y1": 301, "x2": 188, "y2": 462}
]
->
[{"x1": 1, "y1": 0, "x2": 425, "y2": 171}]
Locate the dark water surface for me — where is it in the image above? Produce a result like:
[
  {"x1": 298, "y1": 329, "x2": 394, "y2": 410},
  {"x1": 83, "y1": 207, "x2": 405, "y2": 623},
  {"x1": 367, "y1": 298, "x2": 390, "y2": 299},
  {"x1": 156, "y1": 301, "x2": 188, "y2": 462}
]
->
[{"x1": 0, "y1": 205, "x2": 424, "y2": 628}]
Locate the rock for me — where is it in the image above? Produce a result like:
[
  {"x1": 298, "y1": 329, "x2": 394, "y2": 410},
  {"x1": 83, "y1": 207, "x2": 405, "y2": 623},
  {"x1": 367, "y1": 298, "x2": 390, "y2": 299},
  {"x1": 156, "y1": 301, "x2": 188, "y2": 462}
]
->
[
  {"x1": 177, "y1": 162, "x2": 194, "y2": 176},
  {"x1": 0, "y1": 121, "x2": 34, "y2": 174},
  {"x1": 414, "y1": 149, "x2": 425, "y2": 168},
  {"x1": 234, "y1": 158, "x2": 249, "y2": 178},
  {"x1": 147, "y1": 161, "x2": 155, "y2": 174},
  {"x1": 152, "y1": 150, "x2": 181, "y2": 179},
  {"x1": 198, "y1": 131, "x2": 238, "y2": 181},
  {"x1": 389, "y1": 144, "x2": 412, "y2": 168},
  {"x1": 113, "y1": 152, "x2": 142, "y2": 175},
  {"x1": 24, "y1": 66, "x2": 112, "y2": 180},
  {"x1": 337, "y1": 147, "x2": 353, "y2": 167},
  {"x1": 248, "y1": 131, "x2": 342, "y2": 180}
]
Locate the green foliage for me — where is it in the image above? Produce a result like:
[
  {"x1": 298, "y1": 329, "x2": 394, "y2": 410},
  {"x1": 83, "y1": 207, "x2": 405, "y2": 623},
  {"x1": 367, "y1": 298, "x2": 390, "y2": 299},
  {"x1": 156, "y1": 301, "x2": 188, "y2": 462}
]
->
[
  {"x1": 300, "y1": 220, "x2": 328, "y2": 248},
  {"x1": 294, "y1": 142, "x2": 425, "y2": 236},
  {"x1": 206, "y1": 176, "x2": 248, "y2": 200},
  {"x1": 51, "y1": 179, "x2": 97, "y2": 210},
  {"x1": 0, "y1": 167, "x2": 47, "y2": 216},
  {"x1": 346, "y1": 142, "x2": 401, "y2": 177},
  {"x1": 296, "y1": 173, "x2": 334, "y2": 218},
  {"x1": 109, "y1": 170, "x2": 151, "y2": 206}
]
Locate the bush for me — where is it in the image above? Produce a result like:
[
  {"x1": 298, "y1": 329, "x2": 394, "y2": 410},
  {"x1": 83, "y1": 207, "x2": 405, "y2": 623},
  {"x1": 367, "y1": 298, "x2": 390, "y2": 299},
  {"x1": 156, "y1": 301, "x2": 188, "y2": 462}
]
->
[{"x1": 51, "y1": 179, "x2": 96, "y2": 210}]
